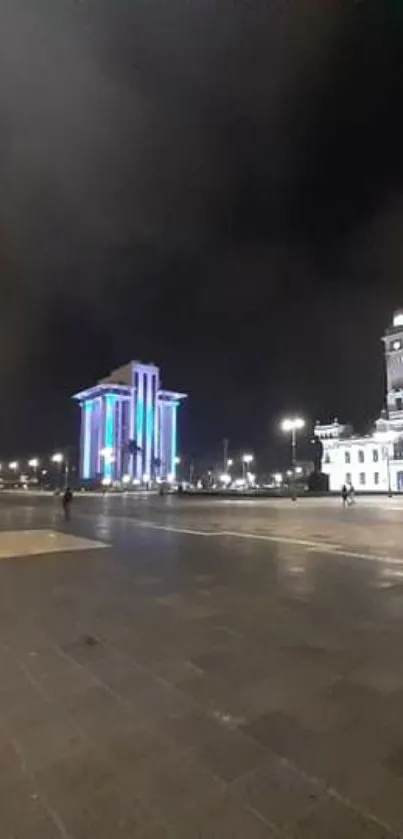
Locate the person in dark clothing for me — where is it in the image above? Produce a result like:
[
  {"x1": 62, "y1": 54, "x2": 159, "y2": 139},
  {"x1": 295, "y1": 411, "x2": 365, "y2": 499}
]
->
[
  {"x1": 62, "y1": 487, "x2": 73, "y2": 520},
  {"x1": 341, "y1": 484, "x2": 348, "y2": 508}
]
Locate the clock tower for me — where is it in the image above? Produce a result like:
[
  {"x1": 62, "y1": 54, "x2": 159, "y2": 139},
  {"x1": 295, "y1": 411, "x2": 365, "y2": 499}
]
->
[{"x1": 383, "y1": 311, "x2": 403, "y2": 419}]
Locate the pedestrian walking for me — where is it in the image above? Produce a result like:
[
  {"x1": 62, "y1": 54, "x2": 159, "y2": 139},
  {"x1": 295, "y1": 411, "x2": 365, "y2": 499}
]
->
[
  {"x1": 341, "y1": 484, "x2": 348, "y2": 508},
  {"x1": 62, "y1": 486, "x2": 73, "y2": 521},
  {"x1": 347, "y1": 483, "x2": 355, "y2": 505}
]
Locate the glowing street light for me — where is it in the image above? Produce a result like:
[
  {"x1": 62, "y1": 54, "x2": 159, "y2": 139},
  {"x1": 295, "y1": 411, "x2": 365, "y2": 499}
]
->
[
  {"x1": 227, "y1": 458, "x2": 234, "y2": 469},
  {"x1": 9, "y1": 461, "x2": 18, "y2": 471},
  {"x1": 241, "y1": 453, "x2": 254, "y2": 482},
  {"x1": 219, "y1": 473, "x2": 231, "y2": 486},
  {"x1": 51, "y1": 452, "x2": 64, "y2": 464},
  {"x1": 281, "y1": 417, "x2": 305, "y2": 500},
  {"x1": 28, "y1": 458, "x2": 40, "y2": 483}
]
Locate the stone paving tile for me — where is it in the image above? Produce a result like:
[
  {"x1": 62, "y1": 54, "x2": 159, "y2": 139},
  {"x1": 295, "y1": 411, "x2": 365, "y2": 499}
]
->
[
  {"x1": 109, "y1": 670, "x2": 195, "y2": 722},
  {"x1": 132, "y1": 750, "x2": 225, "y2": 827},
  {"x1": 5, "y1": 496, "x2": 403, "y2": 837},
  {"x1": 145, "y1": 656, "x2": 203, "y2": 684},
  {"x1": 13, "y1": 715, "x2": 89, "y2": 772},
  {"x1": 172, "y1": 794, "x2": 277, "y2": 838},
  {"x1": 163, "y1": 706, "x2": 266, "y2": 781},
  {"x1": 17, "y1": 647, "x2": 75, "y2": 679},
  {"x1": 229, "y1": 754, "x2": 324, "y2": 831},
  {"x1": 140, "y1": 828, "x2": 172, "y2": 839},
  {"x1": 162, "y1": 709, "x2": 227, "y2": 749},
  {"x1": 284, "y1": 796, "x2": 395, "y2": 838},
  {"x1": 62, "y1": 683, "x2": 145, "y2": 740},
  {"x1": 61, "y1": 785, "x2": 157, "y2": 839},
  {"x1": 0, "y1": 738, "x2": 22, "y2": 780},
  {"x1": 0, "y1": 655, "x2": 29, "y2": 691},
  {"x1": 0, "y1": 774, "x2": 50, "y2": 835},
  {"x1": 4, "y1": 696, "x2": 63, "y2": 738},
  {"x1": 0, "y1": 681, "x2": 43, "y2": 720},
  {"x1": 319, "y1": 758, "x2": 403, "y2": 834},
  {"x1": 241, "y1": 710, "x2": 320, "y2": 768},
  {"x1": 177, "y1": 672, "x2": 247, "y2": 718},
  {"x1": 34, "y1": 748, "x2": 118, "y2": 817},
  {"x1": 188, "y1": 720, "x2": 266, "y2": 782},
  {"x1": 63, "y1": 639, "x2": 139, "y2": 683},
  {"x1": 99, "y1": 722, "x2": 180, "y2": 783},
  {"x1": 6, "y1": 815, "x2": 64, "y2": 839},
  {"x1": 37, "y1": 665, "x2": 99, "y2": 703}
]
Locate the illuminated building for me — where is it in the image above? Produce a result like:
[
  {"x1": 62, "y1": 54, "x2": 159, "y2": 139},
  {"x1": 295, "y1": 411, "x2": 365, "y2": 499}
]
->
[
  {"x1": 316, "y1": 311, "x2": 403, "y2": 492},
  {"x1": 73, "y1": 362, "x2": 186, "y2": 483}
]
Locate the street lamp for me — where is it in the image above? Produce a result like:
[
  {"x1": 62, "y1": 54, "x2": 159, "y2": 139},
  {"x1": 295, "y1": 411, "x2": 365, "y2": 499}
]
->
[
  {"x1": 242, "y1": 453, "x2": 254, "y2": 483},
  {"x1": 281, "y1": 417, "x2": 305, "y2": 500},
  {"x1": 51, "y1": 452, "x2": 66, "y2": 489},
  {"x1": 219, "y1": 473, "x2": 231, "y2": 487},
  {"x1": 227, "y1": 458, "x2": 234, "y2": 469},
  {"x1": 9, "y1": 461, "x2": 18, "y2": 471},
  {"x1": 28, "y1": 458, "x2": 40, "y2": 484}
]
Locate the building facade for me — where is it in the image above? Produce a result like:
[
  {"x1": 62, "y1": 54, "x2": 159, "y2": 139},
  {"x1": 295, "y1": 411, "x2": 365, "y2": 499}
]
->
[
  {"x1": 73, "y1": 362, "x2": 186, "y2": 483},
  {"x1": 316, "y1": 312, "x2": 403, "y2": 493}
]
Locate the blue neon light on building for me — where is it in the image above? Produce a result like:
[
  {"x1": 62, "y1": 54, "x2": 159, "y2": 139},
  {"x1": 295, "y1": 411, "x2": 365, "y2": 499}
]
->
[
  {"x1": 104, "y1": 395, "x2": 114, "y2": 479},
  {"x1": 136, "y1": 372, "x2": 144, "y2": 478},
  {"x1": 73, "y1": 363, "x2": 186, "y2": 484},
  {"x1": 83, "y1": 400, "x2": 93, "y2": 479},
  {"x1": 171, "y1": 402, "x2": 177, "y2": 477},
  {"x1": 145, "y1": 375, "x2": 154, "y2": 477}
]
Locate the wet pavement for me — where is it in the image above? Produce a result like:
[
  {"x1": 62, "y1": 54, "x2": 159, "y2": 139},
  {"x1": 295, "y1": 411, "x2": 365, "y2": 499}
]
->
[{"x1": 1, "y1": 492, "x2": 403, "y2": 837}]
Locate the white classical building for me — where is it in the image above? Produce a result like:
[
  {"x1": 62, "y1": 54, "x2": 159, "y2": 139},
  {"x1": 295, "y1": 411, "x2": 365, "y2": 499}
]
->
[{"x1": 315, "y1": 311, "x2": 403, "y2": 493}]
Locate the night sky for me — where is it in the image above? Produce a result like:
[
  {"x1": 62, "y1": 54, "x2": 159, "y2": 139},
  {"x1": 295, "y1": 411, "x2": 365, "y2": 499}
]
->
[{"x1": 1, "y1": 0, "x2": 403, "y2": 467}]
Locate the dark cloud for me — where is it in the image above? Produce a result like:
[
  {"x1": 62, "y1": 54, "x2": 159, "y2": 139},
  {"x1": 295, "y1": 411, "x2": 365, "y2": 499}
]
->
[{"x1": 0, "y1": 0, "x2": 403, "y2": 460}]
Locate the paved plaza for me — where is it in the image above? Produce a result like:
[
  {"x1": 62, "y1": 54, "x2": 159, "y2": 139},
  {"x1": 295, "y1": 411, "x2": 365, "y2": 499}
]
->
[{"x1": 2, "y1": 493, "x2": 403, "y2": 837}]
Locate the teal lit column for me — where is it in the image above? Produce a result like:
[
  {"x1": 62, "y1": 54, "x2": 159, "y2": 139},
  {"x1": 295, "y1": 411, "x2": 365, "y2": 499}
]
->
[{"x1": 103, "y1": 394, "x2": 115, "y2": 480}]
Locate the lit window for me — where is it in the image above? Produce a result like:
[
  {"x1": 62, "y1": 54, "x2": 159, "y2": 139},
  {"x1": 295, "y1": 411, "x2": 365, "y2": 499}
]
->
[
  {"x1": 374, "y1": 472, "x2": 379, "y2": 485},
  {"x1": 344, "y1": 451, "x2": 350, "y2": 464},
  {"x1": 359, "y1": 472, "x2": 366, "y2": 485},
  {"x1": 358, "y1": 450, "x2": 365, "y2": 463},
  {"x1": 372, "y1": 449, "x2": 379, "y2": 462}
]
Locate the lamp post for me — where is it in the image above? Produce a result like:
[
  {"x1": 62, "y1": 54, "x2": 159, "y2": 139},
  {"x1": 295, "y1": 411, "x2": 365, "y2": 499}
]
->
[
  {"x1": 28, "y1": 458, "x2": 39, "y2": 483},
  {"x1": 51, "y1": 452, "x2": 65, "y2": 490},
  {"x1": 281, "y1": 417, "x2": 305, "y2": 500},
  {"x1": 242, "y1": 453, "x2": 254, "y2": 484}
]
